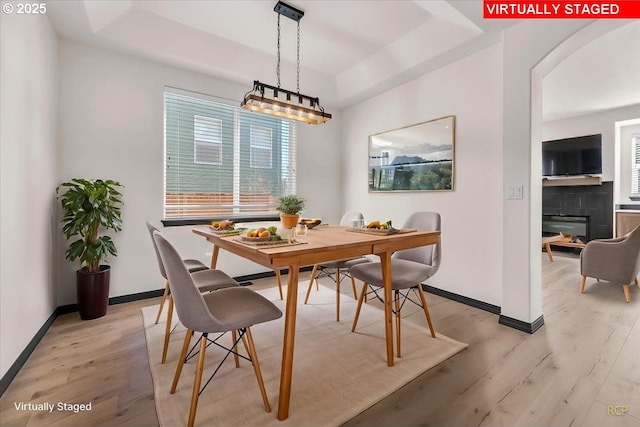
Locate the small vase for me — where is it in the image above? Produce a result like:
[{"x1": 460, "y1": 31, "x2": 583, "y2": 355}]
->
[{"x1": 280, "y1": 213, "x2": 300, "y2": 229}]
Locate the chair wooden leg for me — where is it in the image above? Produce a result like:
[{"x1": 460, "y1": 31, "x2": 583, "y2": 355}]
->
[
  {"x1": 623, "y1": 284, "x2": 631, "y2": 303},
  {"x1": 580, "y1": 276, "x2": 587, "y2": 293},
  {"x1": 187, "y1": 333, "x2": 208, "y2": 427},
  {"x1": 350, "y1": 275, "x2": 358, "y2": 299},
  {"x1": 395, "y1": 290, "x2": 402, "y2": 358},
  {"x1": 245, "y1": 327, "x2": 272, "y2": 413},
  {"x1": 155, "y1": 281, "x2": 170, "y2": 324},
  {"x1": 304, "y1": 264, "x2": 319, "y2": 304},
  {"x1": 351, "y1": 283, "x2": 368, "y2": 332},
  {"x1": 162, "y1": 295, "x2": 174, "y2": 364},
  {"x1": 336, "y1": 268, "x2": 341, "y2": 322},
  {"x1": 171, "y1": 328, "x2": 193, "y2": 394},
  {"x1": 635, "y1": 276, "x2": 639, "y2": 287},
  {"x1": 231, "y1": 330, "x2": 240, "y2": 368},
  {"x1": 417, "y1": 285, "x2": 436, "y2": 338},
  {"x1": 275, "y1": 270, "x2": 283, "y2": 300}
]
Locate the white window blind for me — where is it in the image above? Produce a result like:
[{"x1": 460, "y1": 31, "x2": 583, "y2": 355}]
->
[
  {"x1": 164, "y1": 88, "x2": 297, "y2": 219},
  {"x1": 632, "y1": 133, "x2": 640, "y2": 196},
  {"x1": 194, "y1": 116, "x2": 222, "y2": 165},
  {"x1": 250, "y1": 125, "x2": 273, "y2": 169}
]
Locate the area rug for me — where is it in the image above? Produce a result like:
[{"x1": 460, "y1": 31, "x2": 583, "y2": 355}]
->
[{"x1": 142, "y1": 284, "x2": 468, "y2": 427}]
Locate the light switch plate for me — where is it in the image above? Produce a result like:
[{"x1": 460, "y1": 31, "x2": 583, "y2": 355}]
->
[{"x1": 506, "y1": 185, "x2": 523, "y2": 200}]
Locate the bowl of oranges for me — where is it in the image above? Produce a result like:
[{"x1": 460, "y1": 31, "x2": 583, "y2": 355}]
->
[{"x1": 241, "y1": 226, "x2": 281, "y2": 242}]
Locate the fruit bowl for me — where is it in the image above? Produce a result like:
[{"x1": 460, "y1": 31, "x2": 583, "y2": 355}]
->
[
  {"x1": 299, "y1": 218, "x2": 321, "y2": 229},
  {"x1": 240, "y1": 235, "x2": 276, "y2": 242}
]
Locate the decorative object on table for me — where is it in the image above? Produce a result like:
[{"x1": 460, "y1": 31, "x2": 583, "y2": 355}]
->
[
  {"x1": 276, "y1": 195, "x2": 305, "y2": 229},
  {"x1": 57, "y1": 178, "x2": 123, "y2": 320},
  {"x1": 369, "y1": 115, "x2": 455, "y2": 192},
  {"x1": 293, "y1": 223, "x2": 308, "y2": 243},
  {"x1": 344, "y1": 219, "x2": 413, "y2": 235},
  {"x1": 580, "y1": 225, "x2": 640, "y2": 303},
  {"x1": 240, "y1": 1, "x2": 331, "y2": 125},
  {"x1": 299, "y1": 218, "x2": 322, "y2": 229}
]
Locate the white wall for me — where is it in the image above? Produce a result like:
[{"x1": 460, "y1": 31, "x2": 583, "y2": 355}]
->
[
  {"x1": 618, "y1": 120, "x2": 640, "y2": 204},
  {"x1": 503, "y1": 19, "x2": 588, "y2": 324},
  {"x1": 57, "y1": 40, "x2": 343, "y2": 304},
  {"x1": 542, "y1": 104, "x2": 640, "y2": 183},
  {"x1": 0, "y1": 13, "x2": 58, "y2": 379},
  {"x1": 341, "y1": 44, "x2": 504, "y2": 306}
]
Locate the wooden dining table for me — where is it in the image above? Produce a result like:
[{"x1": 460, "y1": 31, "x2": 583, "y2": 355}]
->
[{"x1": 192, "y1": 224, "x2": 440, "y2": 421}]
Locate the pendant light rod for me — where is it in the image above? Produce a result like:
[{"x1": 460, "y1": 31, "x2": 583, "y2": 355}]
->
[{"x1": 274, "y1": 1, "x2": 304, "y2": 22}]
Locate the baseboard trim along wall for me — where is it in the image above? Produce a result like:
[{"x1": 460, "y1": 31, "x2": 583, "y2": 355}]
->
[
  {"x1": 1, "y1": 273, "x2": 536, "y2": 397},
  {"x1": 0, "y1": 268, "x2": 313, "y2": 397},
  {"x1": 498, "y1": 314, "x2": 545, "y2": 334},
  {"x1": 0, "y1": 309, "x2": 58, "y2": 397},
  {"x1": 422, "y1": 284, "x2": 502, "y2": 314}
]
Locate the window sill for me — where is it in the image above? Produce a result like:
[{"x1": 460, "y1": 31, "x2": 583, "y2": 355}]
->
[{"x1": 162, "y1": 215, "x2": 280, "y2": 227}]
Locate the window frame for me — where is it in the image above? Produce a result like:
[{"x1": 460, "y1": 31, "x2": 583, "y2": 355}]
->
[
  {"x1": 631, "y1": 133, "x2": 640, "y2": 199},
  {"x1": 163, "y1": 87, "x2": 296, "y2": 225}
]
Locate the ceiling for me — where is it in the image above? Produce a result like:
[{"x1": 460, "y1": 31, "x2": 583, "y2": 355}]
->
[{"x1": 46, "y1": 1, "x2": 639, "y2": 120}]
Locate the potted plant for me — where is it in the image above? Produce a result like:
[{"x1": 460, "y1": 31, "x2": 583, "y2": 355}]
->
[
  {"x1": 277, "y1": 195, "x2": 305, "y2": 229},
  {"x1": 57, "y1": 178, "x2": 124, "y2": 320}
]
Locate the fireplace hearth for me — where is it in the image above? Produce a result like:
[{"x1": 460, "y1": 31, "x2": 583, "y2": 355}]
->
[{"x1": 542, "y1": 181, "x2": 613, "y2": 242}]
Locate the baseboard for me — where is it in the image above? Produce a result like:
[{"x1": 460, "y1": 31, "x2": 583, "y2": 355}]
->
[
  {"x1": 0, "y1": 267, "x2": 316, "y2": 396},
  {"x1": 498, "y1": 314, "x2": 545, "y2": 334},
  {"x1": 422, "y1": 285, "x2": 545, "y2": 334},
  {"x1": 422, "y1": 284, "x2": 501, "y2": 315},
  {"x1": 0, "y1": 309, "x2": 58, "y2": 397},
  {"x1": 233, "y1": 266, "x2": 313, "y2": 284}
]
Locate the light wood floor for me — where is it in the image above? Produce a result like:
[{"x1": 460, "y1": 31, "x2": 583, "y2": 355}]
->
[{"x1": 1, "y1": 254, "x2": 638, "y2": 427}]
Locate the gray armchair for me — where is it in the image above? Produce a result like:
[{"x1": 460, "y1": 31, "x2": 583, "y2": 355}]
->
[{"x1": 580, "y1": 225, "x2": 640, "y2": 303}]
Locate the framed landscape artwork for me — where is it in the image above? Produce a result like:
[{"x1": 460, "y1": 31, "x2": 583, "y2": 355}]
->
[{"x1": 368, "y1": 115, "x2": 455, "y2": 192}]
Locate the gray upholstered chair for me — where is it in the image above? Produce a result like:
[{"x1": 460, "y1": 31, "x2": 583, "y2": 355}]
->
[
  {"x1": 304, "y1": 211, "x2": 371, "y2": 321},
  {"x1": 146, "y1": 222, "x2": 239, "y2": 364},
  {"x1": 153, "y1": 231, "x2": 282, "y2": 427},
  {"x1": 350, "y1": 212, "x2": 440, "y2": 358},
  {"x1": 580, "y1": 225, "x2": 640, "y2": 303},
  {"x1": 146, "y1": 221, "x2": 208, "y2": 325}
]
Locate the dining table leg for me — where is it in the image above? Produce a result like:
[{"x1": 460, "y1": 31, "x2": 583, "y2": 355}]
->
[
  {"x1": 209, "y1": 245, "x2": 220, "y2": 269},
  {"x1": 277, "y1": 263, "x2": 300, "y2": 420},
  {"x1": 379, "y1": 251, "x2": 394, "y2": 367}
]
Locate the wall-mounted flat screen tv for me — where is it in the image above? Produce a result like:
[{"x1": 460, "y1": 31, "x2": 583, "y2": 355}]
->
[{"x1": 542, "y1": 134, "x2": 602, "y2": 177}]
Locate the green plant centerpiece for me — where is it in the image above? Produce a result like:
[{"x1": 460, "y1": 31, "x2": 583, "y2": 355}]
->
[
  {"x1": 276, "y1": 195, "x2": 305, "y2": 229},
  {"x1": 57, "y1": 178, "x2": 124, "y2": 319}
]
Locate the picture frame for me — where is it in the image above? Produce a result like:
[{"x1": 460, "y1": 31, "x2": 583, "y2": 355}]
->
[{"x1": 368, "y1": 115, "x2": 455, "y2": 192}]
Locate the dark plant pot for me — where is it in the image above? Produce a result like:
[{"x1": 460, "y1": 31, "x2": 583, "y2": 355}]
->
[{"x1": 77, "y1": 265, "x2": 110, "y2": 320}]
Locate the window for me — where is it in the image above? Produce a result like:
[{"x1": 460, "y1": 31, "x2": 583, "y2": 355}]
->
[
  {"x1": 164, "y1": 88, "x2": 296, "y2": 219},
  {"x1": 194, "y1": 116, "x2": 222, "y2": 165},
  {"x1": 632, "y1": 133, "x2": 640, "y2": 197},
  {"x1": 250, "y1": 125, "x2": 273, "y2": 169}
]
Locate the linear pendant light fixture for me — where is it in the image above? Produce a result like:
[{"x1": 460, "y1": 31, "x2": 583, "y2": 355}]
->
[{"x1": 241, "y1": 1, "x2": 331, "y2": 125}]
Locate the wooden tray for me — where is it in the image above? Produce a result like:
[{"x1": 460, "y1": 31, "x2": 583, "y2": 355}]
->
[
  {"x1": 239, "y1": 235, "x2": 275, "y2": 242},
  {"x1": 207, "y1": 226, "x2": 247, "y2": 236},
  {"x1": 345, "y1": 228, "x2": 417, "y2": 236},
  {"x1": 233, "y1": 237, "x2": 306, "y2": 247}
]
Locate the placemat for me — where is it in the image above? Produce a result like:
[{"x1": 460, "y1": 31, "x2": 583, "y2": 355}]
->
[{"x1": 345, "y1": 228, "x2": 417, "y2": 236}]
